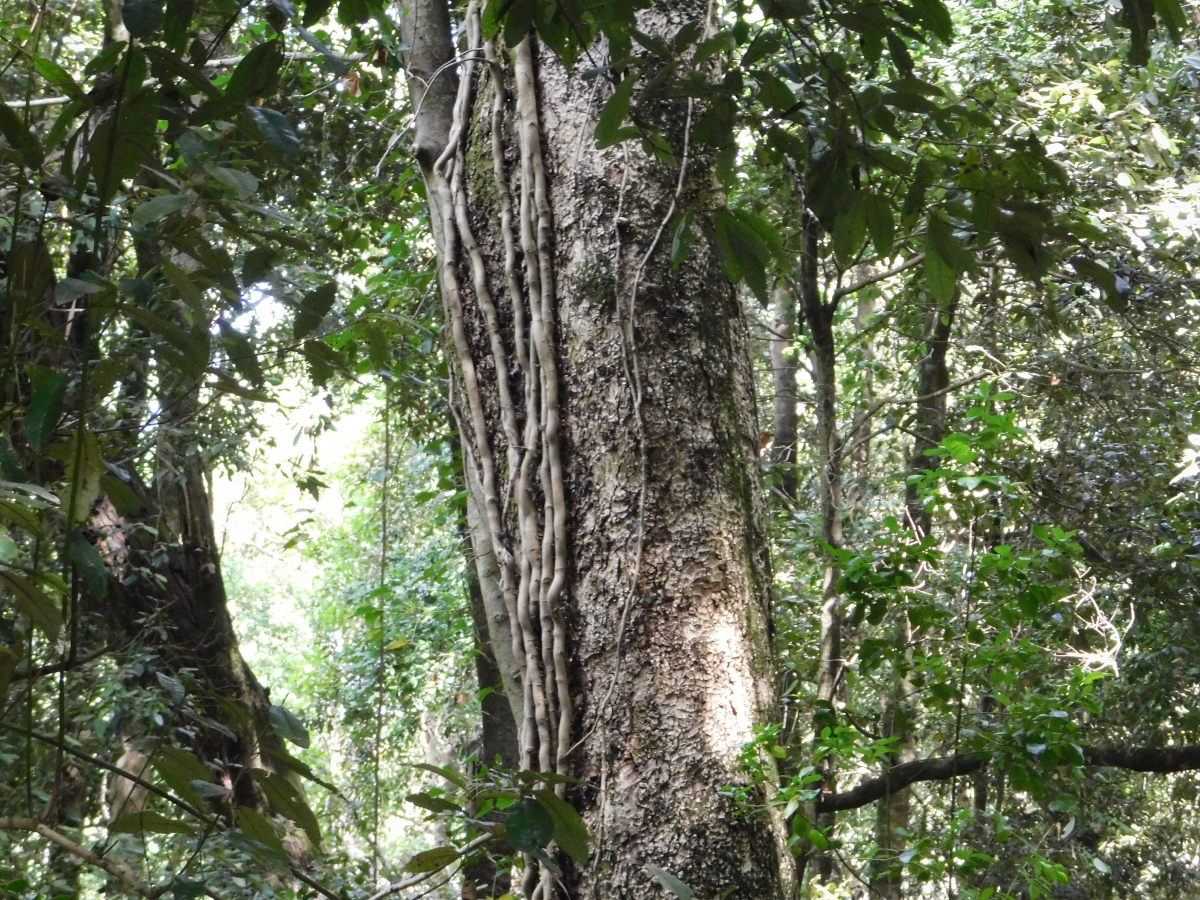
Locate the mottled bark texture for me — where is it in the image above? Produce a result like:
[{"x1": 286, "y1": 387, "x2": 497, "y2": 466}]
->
[{"x1": 402, "y1": 0, "x2": 793, "y2": 895}]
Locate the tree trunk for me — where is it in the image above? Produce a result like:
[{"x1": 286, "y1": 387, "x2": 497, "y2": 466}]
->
[
  {"x1": 401, "y1": 1, "x2": 793, "y2": 896},
  {"x1": 770, "y1": 285, "x2": 800, "y2": 503},
  {"x1": 871, "y1": 292, "x2": 958, "y2": 900},
  {"x1": 797, "y1": 209, "x2": 843, "y2": 887}
]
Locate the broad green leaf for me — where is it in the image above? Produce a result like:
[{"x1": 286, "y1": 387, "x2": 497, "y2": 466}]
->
[
  {"x1": 254, "y1": 771, "x2": 322, "y2": 847},
  {"x1": 110, "y1": 810, "x2": 194, "y2": 835},
  {"x1": 910, "y1": 0, "x2": 954, "y2": 42},
  {"x1": 714, "y1": 208, "x2": 782, "y2": 305},
  {"x1": 0, "y1": 105, "x2": 44, "y2": 170},
  {"x1": 225, "y1": 41, "x2": 284, "y2": 102},
  {"x1": 294, "y1": 283, "x2": 338, "y2": 340},
  {"x1": 248, "y1": 107, "x2": 302, "y2": 164},
  {"x1": 34, "y1": 58, "x2": 84, "y2": 100},
  {"x1": 406, "y1": 792, "x2": 461, "y2": 813},
  {"x1": 122, "y1": 0, "x2": 164, "y2": 38},
  {"x1": 269, "y1": 703, "x2": 311, "y2": 748},
  {"x1": 925, "y1": 213, "x2": 973, "y2": 274},
  {"x1": 0, "y1": 532, "x2": 17, "y2": 563},
  {"x1": 84, "y1": 42, "x2": 127, "y2": 79},
  {"x1": 68, "y1": 531, "x2": 107, "y2": 599},
  {"x1": 506, "y1": 797, "x2": 555, "y2": 853},
  {"x1": 832, "y1": 194, "x2": 868, "y2": 267},
  {"x1": 502, "y1": 0, "x2": 533, "y2": 49},
  {"x1": 132, "y1": 194, "x2": 190, "y2": 227},
  {"x1": 60, "y1": 430, "x2": 105, "y2": 529},
  {"x1": 864, "y1": 193, "x2": 895, "y2": 260},
  {"x1": 25, "y1": 372, "x2": 68, "y2": 451},
  {"x1": 646, "y1": 864, "x2": 695, "y2": 899},
  {"x1": 236, "y1": 806, "x2": 287, "y2": 856},
  {"x1": 0, "y1": 500, "x2": 40, "y2": 534},
  {"x1": 0, "y1": 571, "x2": 62, "y2": 638},
  {"x1": 304, "y1": 0, "x2": 336, "y2": 26},
  {"x1": 87, "y1": 90, "x2": 158, "y2": 202},
  {"x1": 924, "y1": 245, "x2": 956, "y2": 304},
  {"x1": 405, "y1": 846, "x2": 459, "y2": 874},
  {"x1": 101, "y1": 474, "x2": 141, "y2": 516},
  {"x1": 413, "y1": 762, "x2": 468, "y2": 788},
  {"x1": 534, "y1": 789, "x2": 589, "y2": 863},
  {"x1": 152, "y1": 747, "x2": 212, "y2": 808},
  {"x1": 163, "y1": 0, "x2": 195, "y2": 49},
  {"x1": 595, "y1": 73, "x2": 639, "y2": 150},
  {"x1": 207, "y1": 166, "x2": 259, "y2": 199},
  {"x1": 262, "y1": 746, "x2": 339, "y2": 793}
]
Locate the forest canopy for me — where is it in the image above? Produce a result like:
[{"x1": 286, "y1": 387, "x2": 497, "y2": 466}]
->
[{"x1": 2, "y1": 0, "x2": 1200, "y2": 898}]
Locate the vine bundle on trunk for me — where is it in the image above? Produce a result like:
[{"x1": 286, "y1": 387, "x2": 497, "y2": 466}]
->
[{"x1": 401, "y1": 0, "x2": 793, "y2": 896}]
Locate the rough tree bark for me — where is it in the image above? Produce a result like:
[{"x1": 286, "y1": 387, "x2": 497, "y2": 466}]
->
[{"x1": 400, "y1": 0, "x2": 794, "y2": 896}]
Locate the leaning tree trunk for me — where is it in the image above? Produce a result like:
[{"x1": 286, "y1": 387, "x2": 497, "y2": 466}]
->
[{"x1": 401, "y1": 0, "x2": 793, "y2": 896}]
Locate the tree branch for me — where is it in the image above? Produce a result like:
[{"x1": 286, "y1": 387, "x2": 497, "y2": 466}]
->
[
  {"x1": 831, "y1": 254, "x2": 925, "y2": 301},
  {"x1": 817, "y1": 744, "x2": 1200, "y2": 814}
]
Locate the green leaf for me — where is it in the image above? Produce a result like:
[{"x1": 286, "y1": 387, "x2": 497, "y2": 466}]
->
[
  {"x1": 60, "y1": 430, "x2": 105, "y2": 529},
  {"x1": 924, "y1": 245, "x2": 956, "y2": 304},
  {"x1": 0, "y1": 571, "x2": 62, "y2": 639},
  {"x1": 0, "y1": 105, "x2": 44, "y2": 170},
  {"x1": 262, "y1": 747, "x2": 339, "y2": 793},
  {"x1": 534, "y1": 789, "x2": 589, "y2": 863},
  {"x1": 87, "y1": 90, "x2": 158, "y2": 202},
  {"x1": 122, "y1": 0, "x2": 164, "y2": 38},
  {"x1": 925, "y1": 213, "x2": 973, "y2": 274},
  {"x1": 670, "y1": 210, "x2": 694, "y2": 269},
  {"x1": 413, "y1": 762, "x2": 468, "y2": 788},
  {"x1": 34, "y1": 58, "x2": 84, "y2": 100},
  {"x1": 152, "y1": 746, "x2": 212, "y2": 808},
  {"x1": 646, "y1": 864, "x2": 695, "y2": 899},
  {"x1": 832, "y1": 194, "x2": 868, "y2": 267},
  {"x1": 595, "y1": 73, "x2": 639, "y2": 150},
  {"x1": 207, "y1": 165, "x2": 259, "y2": 199},
  {"x1": 254, "y1": 771, "x2": 322, "y2": 847},
  {"x1": 68, "y1": 531, "x2": 108, "y2": 599},
  {"x1": 25, "y1": 372, "x2": 68, "y2": 452},
  {"x1": 864, "y1": 193, "x2": 895, "y2": 260},
  {"x1": 502, "y1": 0, "x2": 533, "y2": 49},
  {"x1": 84, "y1": 42, "x2": 127, "y2": 79},
  {"x1": 405, "y1": 846, "x2": 459, "y2": 874},
  {"x1": 269, "y1": 703, "x2": 311, "y2": 748},
  {"x1": 247, "y1": 107, "x2": 302, "y2": 164},
  {"x1": 1151, "y1": 0, "x2": 1186, "y2": 41},
  {"x1": 337, "y1": 0, "x2": 369, "y2": 24},
  {"x1": 406, "y1": 792, "x2": 461, "y2": 813},
  {"x1": 887, "y1": 32, "x2": 914, "y2": 75},
  {"x1": 294, "y1": 282, "x2": 338, "y2": 340},
  {"x1": 101, "y1": 474, "x2": 141, "y2": 517},
  {"x1": 236, "y1": 806, "x2": 287, "y2": 856},
  {"x1": 714, "y1": 208, "x2": 782, "y2": 305},
  {"x1": 225, "y1": 41, "x2": 284, "y2": 103},
  {"x1": 132, "y1": 194, "x2": 190, "y2": 227},
  {"x1": 910, "y1": 0, "x2": 954, "y2": 42},
  {"x1": 304, "y1": 0, "x2": 336, "y2": 26},
  {"x1": 110, "y1": 810, "x2": 194, "y2": 835},
  {"x1": 506, "y1": 797, "x2": 555, "y2": 853}
]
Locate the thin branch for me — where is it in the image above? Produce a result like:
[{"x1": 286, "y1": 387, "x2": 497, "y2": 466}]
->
[
  {"x1": 831, "y1": 254, "x2": 924, "y2": 301},
  {"x1": 0, "y1": 817, "x2": 144, "y2": 897}
]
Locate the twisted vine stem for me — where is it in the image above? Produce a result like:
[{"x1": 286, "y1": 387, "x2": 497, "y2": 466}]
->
[{"x1": 425, "y1": 9, "x2": 569, "y2": 892}]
